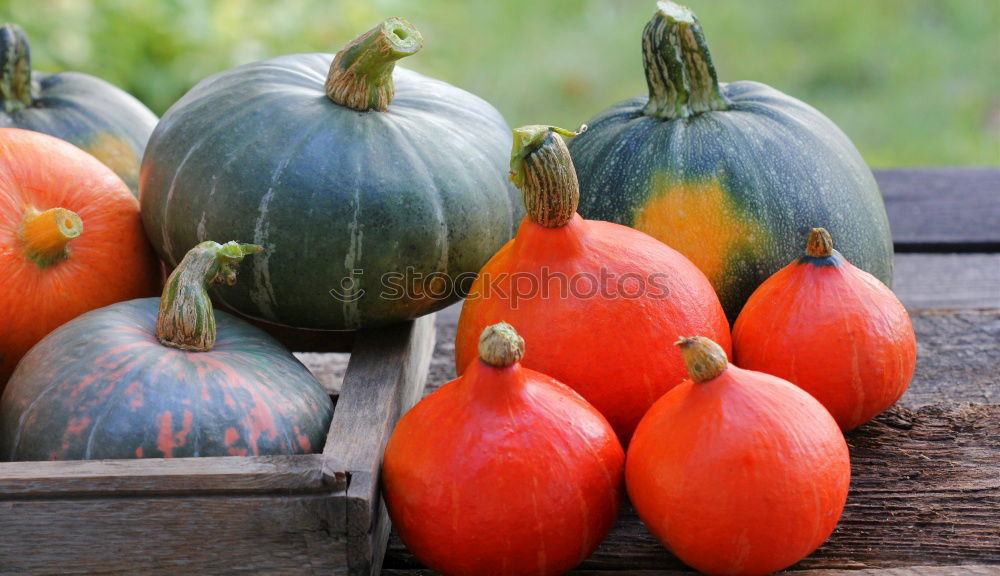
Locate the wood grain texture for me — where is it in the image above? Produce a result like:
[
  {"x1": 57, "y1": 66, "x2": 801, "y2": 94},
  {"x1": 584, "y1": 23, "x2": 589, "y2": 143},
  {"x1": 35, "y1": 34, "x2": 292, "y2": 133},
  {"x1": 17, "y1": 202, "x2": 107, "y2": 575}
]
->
[
  {"x1": 0, "y1": 454, "x2": 329, "y2": 498},
  {"x1": 322, "y1": 314, "x2": 436, "y2": 576},
  {"x1": 894, "y1": 254, "x2": 1000, "y2": 310},
  {"x1": 875, "y1": 167, "x2": 1000, "y2": 250},
  {"x1": 0, "y1": 493, "x2": 348, "y2": 575},
  {"x1": 383, "y1": 404, "x2": 1000, "y2": 573}
]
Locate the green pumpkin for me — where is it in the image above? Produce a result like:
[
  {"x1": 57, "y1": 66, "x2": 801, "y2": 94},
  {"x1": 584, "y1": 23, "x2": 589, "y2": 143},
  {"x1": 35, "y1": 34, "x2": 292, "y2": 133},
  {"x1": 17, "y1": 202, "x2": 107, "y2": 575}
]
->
[
  {"x1": 0, "y1": 242, "x2": 334, "y2": 461},
  {"x1": 140, "y1": 18, "x2": 522, "y2": 330},
  {"x1": 0, "y1": 25, "x2": 157, "y2": 195},
  {"x1": 567, "y1": 2, "x2": 893, "y2": 323}
]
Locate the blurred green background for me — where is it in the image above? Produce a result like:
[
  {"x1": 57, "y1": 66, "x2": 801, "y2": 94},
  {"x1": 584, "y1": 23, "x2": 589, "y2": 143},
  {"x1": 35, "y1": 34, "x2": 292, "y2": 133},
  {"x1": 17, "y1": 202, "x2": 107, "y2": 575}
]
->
[{"x1": 3, "y1": 0, "x2": 997, "y2": 166}]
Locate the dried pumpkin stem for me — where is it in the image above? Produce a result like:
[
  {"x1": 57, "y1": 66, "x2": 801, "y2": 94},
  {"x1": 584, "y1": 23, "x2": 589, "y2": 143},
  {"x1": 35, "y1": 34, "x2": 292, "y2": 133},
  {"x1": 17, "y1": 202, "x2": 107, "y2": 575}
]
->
[
  {"x1": 642, "y1": 1, "x2": 728, "y2": 119},
  {"x1": 324, "y1": 17, "x2": 423, "y2": 111},
  {"x1": 479, "y1": 322, "x2": 525, "y2": 368},
  {"x1": 18, "y1": 207, "x2": 82, "y2": 268},
  {"x1": 805, "y1": 227, "x2": 834, "y2": 258},
  {"x1": 510, "y1": 125, "x2": 581, "y2": 228},
  {"x1": 676, "y1": 336, "x2": 728, "y2": 383},
  {"x1": 0, "y1": 24, "x2": 35, "y2": 113},
  {"x1": 157, "y1": 241, "x2": 263, "y2": 352}
]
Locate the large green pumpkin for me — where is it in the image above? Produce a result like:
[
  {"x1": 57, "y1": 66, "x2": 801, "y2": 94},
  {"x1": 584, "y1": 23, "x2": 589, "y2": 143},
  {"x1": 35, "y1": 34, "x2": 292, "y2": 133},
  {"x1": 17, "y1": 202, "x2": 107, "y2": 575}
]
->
[
  {"x1": 140, "y1": 18, "x2": 521, "y2": 330},
  {"x1": 0, "y1": 241, "x2": 334, "y2": 461},
  {"x1": 0, "y1": 25, "x2": 157, "y2": 195},
  {"x1": 567, "y1": 2, "x2": 893, "y2": 323}
]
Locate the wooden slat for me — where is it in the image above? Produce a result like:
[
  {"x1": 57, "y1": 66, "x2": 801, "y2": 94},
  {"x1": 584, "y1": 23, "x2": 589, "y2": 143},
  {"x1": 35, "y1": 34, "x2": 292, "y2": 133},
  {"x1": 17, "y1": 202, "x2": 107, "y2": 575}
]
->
[
  {"x1": 904, "y1": 310, "x2": 999, "y2": 408},
  {"x1": 0, "y1": 493, "x2": 346, "y2": 575},
  {"x1": 875, "y1": 167, "x2": 1000, "y2": 251},
  {"x1": 0, "y1": 454, "x2": 329, "y2": 498},
  {"x1": 322, "y1": 314, "x2": 436, "y2": 576},
  {"x1": 894, "y1": 254, "x2": 1000, "y2": 310},
  {"x1": 383, "y1": 403, "x2": 1000, "y2": 573}
]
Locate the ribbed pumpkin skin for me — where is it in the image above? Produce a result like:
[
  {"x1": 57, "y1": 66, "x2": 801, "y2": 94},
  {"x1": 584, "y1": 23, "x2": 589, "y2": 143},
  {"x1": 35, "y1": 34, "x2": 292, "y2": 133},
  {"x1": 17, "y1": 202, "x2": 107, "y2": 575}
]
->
[
  {"x1": 569, "y1": 81, "x2": 893, "y2": 322},
  {"x1": 141, "y1": 55, "x2": 521, "y2": 330},
  {"x1": 0, "y1": 299, "x2": 334, "y2": 461},
  {"x1": 455, "y1": 214, "x2": 732, "y2": 444},
  {"x1": 627, "y1": 364, "x2": 850, "y2": 575},
  {"x1": 733, "y1": 249, "x2": 916, "y2": 431},
  {"x1": 383, "y1": 359, "x2": 624, "y2": 576},
  {"x1": 0, "y1": 73, "x2": 157, "y2": 195},
  {"x1": 0, "y1": 128, "x2": 161, "y2": 386}
]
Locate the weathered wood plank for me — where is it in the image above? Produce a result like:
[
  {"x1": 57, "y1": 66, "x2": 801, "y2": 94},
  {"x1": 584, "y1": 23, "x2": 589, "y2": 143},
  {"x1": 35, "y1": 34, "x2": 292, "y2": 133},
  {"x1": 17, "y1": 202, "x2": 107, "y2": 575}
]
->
[
  {"x1": 904, "y1": 310, "x2": 998, "y2": 408},
  {"x1": 383, "y1": 569, "x2": 1000, "y2": 576},
  {"x1": 384, "y1": 403, "x2": 1000, "y2": 573},
  {"x1": 894, "y1": 254, "x2": 1000, "y2": 310},
  {"x1": 0, "y1": 454, "x2": 328, "y2": 498},
  {"x1": 322, "y1": 314, "x2": 436, "y2": 576},
  {"x1": 0, "y1": 493, "x2": 347, "y2": 575},
  {"x1": 875, "y1": 167, "x2": 1000, "y2": 250}
]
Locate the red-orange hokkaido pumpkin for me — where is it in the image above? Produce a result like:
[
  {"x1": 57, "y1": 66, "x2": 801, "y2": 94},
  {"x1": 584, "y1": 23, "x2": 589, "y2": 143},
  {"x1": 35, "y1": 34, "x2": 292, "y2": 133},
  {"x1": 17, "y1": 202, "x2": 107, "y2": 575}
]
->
[
  {"x1": 732, "y1": 227, "x2": 917, "y2": 431},
  {"x1": 383, "y1": 322, "x2": 624, "y2": 576},
  {"x1": 456, "y1": 125, "x2": 731, "y2": 444},
  {"x1": 627, "y1": 336, "x2": 850, "y2": 576},
  {"x1": 0, "y1": 128, "x2": 160, "y2": 386}
]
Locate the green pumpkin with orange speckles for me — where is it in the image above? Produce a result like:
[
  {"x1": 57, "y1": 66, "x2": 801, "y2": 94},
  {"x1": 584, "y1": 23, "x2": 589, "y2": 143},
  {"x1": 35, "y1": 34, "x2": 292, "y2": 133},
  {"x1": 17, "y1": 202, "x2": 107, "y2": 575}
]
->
[
  {"x1": 0, "y1": 241, "x2": 333, "y2": 461},
  {"x1": 568, "y1": 2, "x2": 893, "y2": 323},
  {"x1": 0, "y1": 25, "x2": 156, "y2": 195}
]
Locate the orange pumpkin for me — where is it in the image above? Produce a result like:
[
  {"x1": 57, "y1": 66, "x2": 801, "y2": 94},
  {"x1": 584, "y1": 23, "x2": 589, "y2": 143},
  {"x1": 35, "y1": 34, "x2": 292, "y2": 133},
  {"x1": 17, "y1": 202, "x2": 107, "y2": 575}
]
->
[
  {"x1": 627, "y1": 336, "x2": 851, "y2": 576},
  {"x1": 456, "y1": 125, "x2": 731, "y2": 444},
  {"x1": 383, "y1": 322, "x2": 624, "y2": 576},
  {"x1": 732, "y1": 227, "x2": 917, "y2": 431},
  {"x1": 0, "y1": 128, "x2": 160, "y2": 385}
]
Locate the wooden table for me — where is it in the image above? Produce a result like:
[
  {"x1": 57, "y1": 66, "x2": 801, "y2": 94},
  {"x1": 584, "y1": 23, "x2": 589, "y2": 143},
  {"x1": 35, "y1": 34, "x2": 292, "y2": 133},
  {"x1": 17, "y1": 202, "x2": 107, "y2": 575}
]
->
[{"x1": 378, "y1": 168, "x2": 1000, "y2": 575}]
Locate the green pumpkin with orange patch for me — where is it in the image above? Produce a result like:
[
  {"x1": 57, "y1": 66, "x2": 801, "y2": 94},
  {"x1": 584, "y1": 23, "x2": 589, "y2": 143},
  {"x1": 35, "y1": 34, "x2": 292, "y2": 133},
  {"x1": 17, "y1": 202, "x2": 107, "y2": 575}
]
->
[
  {"x1": 0, "y1": 241, "x2": 333, "y2": 461},
  {"x1": 0, "y1": 24, "x2": 157, "y2": 195},
  {"x1": 568, "y1": 2, "x2": 893, "y2": 322}
]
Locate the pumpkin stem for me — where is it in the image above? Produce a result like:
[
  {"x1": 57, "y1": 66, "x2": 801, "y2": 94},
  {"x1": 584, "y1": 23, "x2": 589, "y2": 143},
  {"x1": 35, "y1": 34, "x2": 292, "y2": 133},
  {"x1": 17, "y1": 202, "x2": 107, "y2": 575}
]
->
[
  {"x1": 324, "y1": 17, "x2": 423, "y2": 112},
  {"x1": 675, "y1": 336, "x2": 728, "y2": 383},
  {"x1": 805, "y1": 227, "x2": 834, "y2": 258},
  {"x1": 18, "y1": 207, "x2": 83, "y2": 268},
  {"x1": 0, "y1": 24, "x2": 36, "y2": 113},
  {"x1": 157, "y1": 241, "x2": 263, "y2": 352},
  {"x1": 641, "y1": 1, "x2": 728, "y2": 120},
  {"x1": 510, "y1": 125, "x2": 581, "y2": 228},
  {"x1": 479, "y1": 322, "x2": 525, "y2": 368}
]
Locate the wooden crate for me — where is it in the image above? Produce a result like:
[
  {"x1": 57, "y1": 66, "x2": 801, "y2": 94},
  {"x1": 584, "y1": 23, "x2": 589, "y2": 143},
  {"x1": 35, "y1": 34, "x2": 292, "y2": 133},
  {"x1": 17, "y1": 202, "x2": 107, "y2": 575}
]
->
[{"x1": 0, "y1": 313, "x2": 435, "y2": 575}]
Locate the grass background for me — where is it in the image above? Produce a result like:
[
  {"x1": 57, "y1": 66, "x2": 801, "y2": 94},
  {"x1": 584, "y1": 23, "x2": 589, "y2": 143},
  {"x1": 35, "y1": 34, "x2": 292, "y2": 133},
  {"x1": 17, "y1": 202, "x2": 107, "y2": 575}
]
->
[{"x1": 3, "y1": 0, "x2": 997, "y2": 166}]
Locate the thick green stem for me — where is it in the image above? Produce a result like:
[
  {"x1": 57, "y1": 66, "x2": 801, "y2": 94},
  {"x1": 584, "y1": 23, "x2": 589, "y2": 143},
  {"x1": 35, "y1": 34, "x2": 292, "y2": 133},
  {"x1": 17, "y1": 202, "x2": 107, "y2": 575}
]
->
[
  {"x1": 642, "y1": 1, "x2": 728, "y2": 119},
  {"x1": 805, "y1": 227, "x2": 834, "y2": 258},
  {"x1": 1, "y1": 24, "x2": 35, "y2": 113},
  {"x1": 479, "y1": 322, "x2": 525, "y2": 368},
  {"x1": 509, "y1": 125, "x2": 581, "y2": 228},
  {"x1": 676, "y1": 336, "x2": 728, "y2": 383},
  {"x1": 18, "y1": 207, "x2": 82, "y2": 268},
  {"x1": 157, "y1": 241, "x2": 262, "y2": 352},
  {"x1": 324, "y1": 17, "x2": 422, "y2": 111}
]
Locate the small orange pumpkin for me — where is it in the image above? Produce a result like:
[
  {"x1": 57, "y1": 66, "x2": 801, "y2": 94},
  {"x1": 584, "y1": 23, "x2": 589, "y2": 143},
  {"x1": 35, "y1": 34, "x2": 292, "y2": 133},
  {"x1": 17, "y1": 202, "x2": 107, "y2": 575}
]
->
[
  {"x1": 627, "y1": 336, "x2": 850, "y2": 576},
  {"x1": 732, "y1": 227, "x2": 917, "y2": 431},
  {"x1": 0, "y1": 128, "x2": 160, "y2": 386},
  {"x1": 456, "y1": 125, "x2": 731, "y2": 445},
  {"x1": 383, "y1": 322, "x2": 624, "y2": 576}
]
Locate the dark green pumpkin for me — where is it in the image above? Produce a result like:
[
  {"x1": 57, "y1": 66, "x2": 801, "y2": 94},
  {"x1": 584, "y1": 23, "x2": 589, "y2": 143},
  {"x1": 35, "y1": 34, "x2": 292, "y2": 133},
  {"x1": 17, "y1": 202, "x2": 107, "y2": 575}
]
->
[
  {"x1": 567, "y1": 2, "x2": 893, "y2": 323},
  {"x1": 0, "y1": 241, "x2": 334, "y2": 461},
  {"x1": 140, "y1": 18, "x2": 521, "y2": 330},
  {"x1": 0, "y1": 25, "x2": 157, "y2": 195}
]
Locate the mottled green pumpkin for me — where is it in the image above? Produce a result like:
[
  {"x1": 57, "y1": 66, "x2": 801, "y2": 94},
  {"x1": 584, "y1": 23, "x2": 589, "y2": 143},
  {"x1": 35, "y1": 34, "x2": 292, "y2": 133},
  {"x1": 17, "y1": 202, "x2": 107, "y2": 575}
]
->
[
  {"x1": 140, "y1": 18, "x2": 521, "y2": 330},
  {"x1": 0, "y1": 25, "x2": 157, "y2": 195},
  {"x1": 568, "y1": 2, "x2": 893, "y2": 322},
  {"x1": 0, "y1": 241, "x2": 334, "y2": 461}
]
